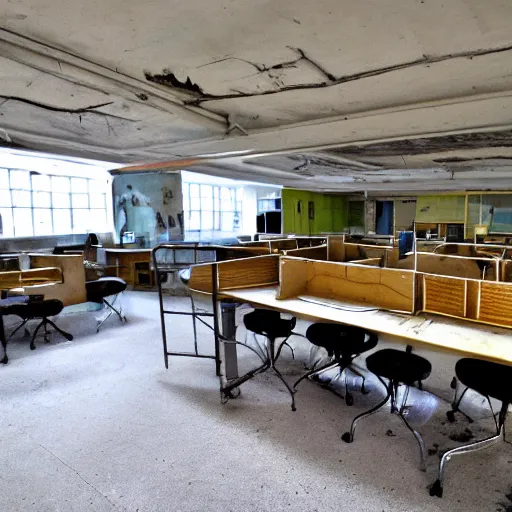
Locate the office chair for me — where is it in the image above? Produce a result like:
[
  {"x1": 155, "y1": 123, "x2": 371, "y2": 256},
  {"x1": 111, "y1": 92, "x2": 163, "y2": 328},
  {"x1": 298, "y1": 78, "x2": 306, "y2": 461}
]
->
[
  {"x1": 293, "y1": 323, "x2": 378, "y2": 406},
  {"x1": 7, "y1": 299, "x2": 73, "y2": 350},
  {"x1": 243, "y1": 308, "x2": 298, "y2": 411},
  {"x1": 342, "y1": 348, "x2": 432, "y2": 472},
  {"x1": 430, "y1": 358, "x2": 511, "y2": 498}
]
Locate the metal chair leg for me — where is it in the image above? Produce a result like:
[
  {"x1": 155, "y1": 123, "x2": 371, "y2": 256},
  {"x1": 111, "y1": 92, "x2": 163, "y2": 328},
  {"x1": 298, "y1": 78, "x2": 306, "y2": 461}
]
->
[
  {"x1": 29, "y1": 321, "x2": 45, "y2": 350},
  {"x1": 7, "y1": 319, "x2": 29, "y2": 341},
  {"x1": 447, "y1": 385, "x2": 474, "y2": 423},
  {"x1": 430, "y1": 402, "x2": 508, "y2": 498},
  {"x1": 348, "y1": 364, "x2": 370, "y2": 395},
  {"x1": 45, "y1": 318, "x2": 73, "y2": 341},
  {"x1": 268, "y1": 338, "x2": 296, "y2": 412},
  {"x1": 190, "y1": 294, "x2": 199, "y2": 356},
  {"x1": 293, "y1": 360, "x2": 339, "y2": 390},
  {"x1": 96, "y1": 308, "x2": 112, "y2": 332},
  {"x1": 342, "y1": 380, "x2": 392, "y2": 443},
  {"x1": 103, "y1": 297, "x2": 126, "y2": 323},
  {"x1": 397, "y1": 387, "x2": 427, "y2": 472}
]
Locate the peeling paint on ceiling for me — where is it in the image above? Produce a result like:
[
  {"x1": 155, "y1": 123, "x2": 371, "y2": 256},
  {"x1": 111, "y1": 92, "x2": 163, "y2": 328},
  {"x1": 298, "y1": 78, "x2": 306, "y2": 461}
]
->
[{"x1": 1, "y1": 0, "x2": 512, "y2": 192}]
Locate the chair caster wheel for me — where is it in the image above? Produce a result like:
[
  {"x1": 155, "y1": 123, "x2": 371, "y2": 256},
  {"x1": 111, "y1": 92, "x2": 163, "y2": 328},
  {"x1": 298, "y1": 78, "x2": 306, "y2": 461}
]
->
[
  {"x1": 30, "y1": 343, "x2": 36, "y2": 350},
  {"x1": 345, "y1": 394, "x2": 354, "y2": 406},
  {"x1": 291, "y1": 405, "x2": 296, "y2": 412},
  {"x1": 341, "y1": 432, "x2": 353, "y2": 443},
  {"x1": 450, "y1": 377, "x2": 457, "y2": 389},
  {"x1": 446, "y1": 410, "x2": 456, "y2": 423},
  {"x1": 429, "y1": 479, "x2": 443, "y2": 498},
  {"x1": 361, "y1": 387, "x2": 370, "y2": 395},
  {"x1": 1, "y1": 355, "x2": 8, "y2": 364}
]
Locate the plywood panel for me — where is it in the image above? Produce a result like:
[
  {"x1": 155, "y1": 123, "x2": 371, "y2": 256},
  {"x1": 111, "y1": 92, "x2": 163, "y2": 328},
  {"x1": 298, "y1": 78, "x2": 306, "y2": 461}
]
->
[
  {"x1": 305, "y1": 260, "x2": 415, "y2": 312},
  {"x1": 29, "y1": 254, "x2": 87, "y2": 306},
  {"x1": 478, "y1": 281, "x2": 512, "y2": 328},
  {"x1": 276, "y1": 257, "x2": 311, "y2": 299},
  {"x1": 188, "y1": 263, "x2": 214, "y2": 293},
  {"x1": 394, "y1": 253, "x2": 491, "y2": 280},
  {"x1": 269, "y1": 239, "x2": 298, "y2": 252},
  {"x1": 189, "y1": 255, "x2": 280, "y2": 293},
  {"x1": 327, "y1": 236, "x2": 345, "y2": 262},
  {"x1": 218, "y1": 255, "x2": 279, "y2": 290},
  {"x1": 283, "y1": 245, "x2": 327, "y2": 260},
  {"x1": 350, "y1": 258, "x2": 382, "y2": 266},
  {"x1": 422, "y1": 274, "x2": 466, "y2": 318}
]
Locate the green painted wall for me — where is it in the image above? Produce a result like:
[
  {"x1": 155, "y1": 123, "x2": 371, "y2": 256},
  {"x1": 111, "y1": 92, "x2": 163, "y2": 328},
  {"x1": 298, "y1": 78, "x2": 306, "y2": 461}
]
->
[
  {"x1": 415, "y1": 195, "x2": 466, "y2": 223},
  {"x1": 282, "y1": 189, "x2": 348, "y2": 235}
]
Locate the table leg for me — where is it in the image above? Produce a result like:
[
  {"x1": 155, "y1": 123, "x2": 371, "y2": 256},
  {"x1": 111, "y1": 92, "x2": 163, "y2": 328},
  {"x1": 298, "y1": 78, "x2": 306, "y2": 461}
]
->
[
  {"x1": 220, "y1": 301, "x2": 239, "y2": 380},
  {"x1": 0, "y1": 315, "x2": 7, "y2": 364}
]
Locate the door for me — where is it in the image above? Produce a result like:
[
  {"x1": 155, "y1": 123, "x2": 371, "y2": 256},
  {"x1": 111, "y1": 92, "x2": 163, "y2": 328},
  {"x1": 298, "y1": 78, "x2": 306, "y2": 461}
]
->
[{"x1": 376, "y1": 201, "x2": 394, "y2": 235}]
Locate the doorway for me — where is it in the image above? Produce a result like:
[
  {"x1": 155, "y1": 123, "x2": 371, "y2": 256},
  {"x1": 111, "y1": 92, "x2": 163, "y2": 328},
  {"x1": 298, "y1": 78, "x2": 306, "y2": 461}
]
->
[{"x1": 375, "y1": 201, "x2": 394, "y2": 235}]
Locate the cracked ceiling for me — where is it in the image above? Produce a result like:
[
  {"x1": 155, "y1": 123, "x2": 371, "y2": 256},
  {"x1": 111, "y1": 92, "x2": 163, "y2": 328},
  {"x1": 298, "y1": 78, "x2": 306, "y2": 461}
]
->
[{"x1": 1, "y1": 0, "x2": 512, "y2": 192}]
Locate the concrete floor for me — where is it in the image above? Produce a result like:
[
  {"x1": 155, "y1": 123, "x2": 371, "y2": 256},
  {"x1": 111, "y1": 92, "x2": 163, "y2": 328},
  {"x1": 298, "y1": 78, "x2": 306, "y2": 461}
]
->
[{"x1": 0, "y1": 291, "x2": 511, "y2": 512}]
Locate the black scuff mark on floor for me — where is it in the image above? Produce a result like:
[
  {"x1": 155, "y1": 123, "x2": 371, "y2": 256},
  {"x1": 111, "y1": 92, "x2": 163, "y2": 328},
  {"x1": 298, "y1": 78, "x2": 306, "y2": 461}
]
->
[
  {"x1": 144, "y1": 71, "x2": 203, "y2": 95},
  {"x1": 497, "y1": 486, "x2": 512, "y2": 512},
  {"x1": 448, "y1": 427, "x2": 474, "y2": 442}
]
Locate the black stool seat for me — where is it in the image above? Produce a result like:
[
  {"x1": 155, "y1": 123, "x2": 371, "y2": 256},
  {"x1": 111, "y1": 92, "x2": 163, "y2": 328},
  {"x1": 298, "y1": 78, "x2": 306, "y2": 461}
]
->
[
  {"x1": 366, "y1": 348, "x2": 432, "y2": 384},
  {"x1": 4, "y1": 298, "x2": 72, "y2": 351},
  {"x1": 7, "y1": 299, "x2": 64, "y2": 319},
  {"x1": 243, "y1": 309, "x2": 296, "y2": 339},
  {"x1": 456, "y1": 358, "x2": 512, "y2": 404},
  {"x1": 306, "y1": 323, "x2": 378, "y2": 358},
  {"x1": 86, "y1": 277, "x2": 127, "y2": 303}
]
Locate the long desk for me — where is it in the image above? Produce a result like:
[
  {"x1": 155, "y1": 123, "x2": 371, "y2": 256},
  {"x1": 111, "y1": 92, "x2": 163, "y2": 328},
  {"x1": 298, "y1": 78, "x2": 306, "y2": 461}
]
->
[{"x1": 218, "y1": 286, "x2": 512, "y2": 382}]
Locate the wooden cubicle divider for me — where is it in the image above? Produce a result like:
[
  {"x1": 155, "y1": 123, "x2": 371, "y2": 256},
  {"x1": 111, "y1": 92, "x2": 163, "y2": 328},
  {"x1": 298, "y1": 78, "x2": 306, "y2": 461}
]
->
[
  {"x1": 282, "y1": 244, "x2": 328, "y2": 260},
  {"x1": 28, "y1": 254, "x2": 87, "y2": 306},
  {"x1": 188, "y1": 255, "x2": 280, "y2": 294},
  {"x1": 421, "y1": 273, "x2": 512, "y2": 328},
  {"x1": 395, "y1": 252, "x2": 499, "y2": 280},
  {"x1": 327, "y1": 235, "x2": 397, "y2": 265},
  {"x1": 0, "y1": 267, "x2": 62, "y2": 290},
  {"x1": 277, "y1": 256, "x2": 416, "y2": 313}
]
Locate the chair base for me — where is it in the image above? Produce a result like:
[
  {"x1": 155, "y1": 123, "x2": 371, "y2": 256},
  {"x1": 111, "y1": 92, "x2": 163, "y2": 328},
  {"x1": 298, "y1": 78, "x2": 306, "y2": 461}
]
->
[
  {"x1": 430, "y1": 401, "x2": 509, "y2": 498},
  {"x1": 96, "y1": 296, "x2": 126, "y2": 332},
  {"x1": 342, "y1": 377, "x2": 427, "y2": 472},
  {"x1": 29, "y1": 317, "x2": 73, "y2": 350},
  {"x1": 226, "y1": 334, "x2": 296, "y2": 411},
  {"x1": 295, "y1": 360, "x2": 369, "y2": 407}
]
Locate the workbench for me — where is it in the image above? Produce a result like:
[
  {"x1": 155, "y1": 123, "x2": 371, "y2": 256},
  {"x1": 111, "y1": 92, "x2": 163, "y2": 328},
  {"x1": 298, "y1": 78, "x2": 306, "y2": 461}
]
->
[{"x1": 216, "y1": 285, "x2": 512, "y2": 396}]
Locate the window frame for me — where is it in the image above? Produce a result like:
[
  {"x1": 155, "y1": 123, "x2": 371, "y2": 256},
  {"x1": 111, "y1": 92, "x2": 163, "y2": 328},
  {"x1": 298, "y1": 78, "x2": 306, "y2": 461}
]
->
[{"x1": 0, "y1": 167, "x2": 109, "y2": 238}]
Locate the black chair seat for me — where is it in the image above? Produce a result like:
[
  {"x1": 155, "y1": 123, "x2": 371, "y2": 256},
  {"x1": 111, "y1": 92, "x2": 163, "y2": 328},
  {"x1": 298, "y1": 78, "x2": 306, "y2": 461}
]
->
[
  {"x1": 243, "y1": 309, "x2": 296, "y2": 339},
  {"x1": 5, "y1": 299, "x2": 64, "y2": 320},
  {"x1": 306, "y1": 323, "x2": 378, "y2": 358},
  {"x1": 366, "y1": 348, "x2": 432, "y2": 384},
  {"x1": 456, "y1": 358, "x2": 512, "y2": 404},
  {"x1": 86, "y1": 277, "x2": 127, "y2": 303}
]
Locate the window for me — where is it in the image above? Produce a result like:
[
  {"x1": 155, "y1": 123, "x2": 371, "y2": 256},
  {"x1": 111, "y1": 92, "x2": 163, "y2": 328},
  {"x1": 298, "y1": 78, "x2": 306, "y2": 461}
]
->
[
  {"x1": 182, "y1": 183, "x2": 242, "y2": 239},
  {"x1": 0, "y1": 168, "x2": 109, "y2": 237}
]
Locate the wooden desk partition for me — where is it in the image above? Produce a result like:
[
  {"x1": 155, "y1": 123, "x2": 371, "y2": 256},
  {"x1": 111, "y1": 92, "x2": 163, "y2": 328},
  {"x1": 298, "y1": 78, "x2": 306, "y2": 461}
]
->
[
  {"x1": 0, "y1": 267, "x2": 62, "y2": 290},
  {"x1": 188, "y1": 255, "x2": 280, "y2": 294},
  {"x1": 277, "y1": 256, "x2": 415, "y2": 313},
  {"x1": 422, "y1": 273, "x2": 512, "y2": 329}
]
